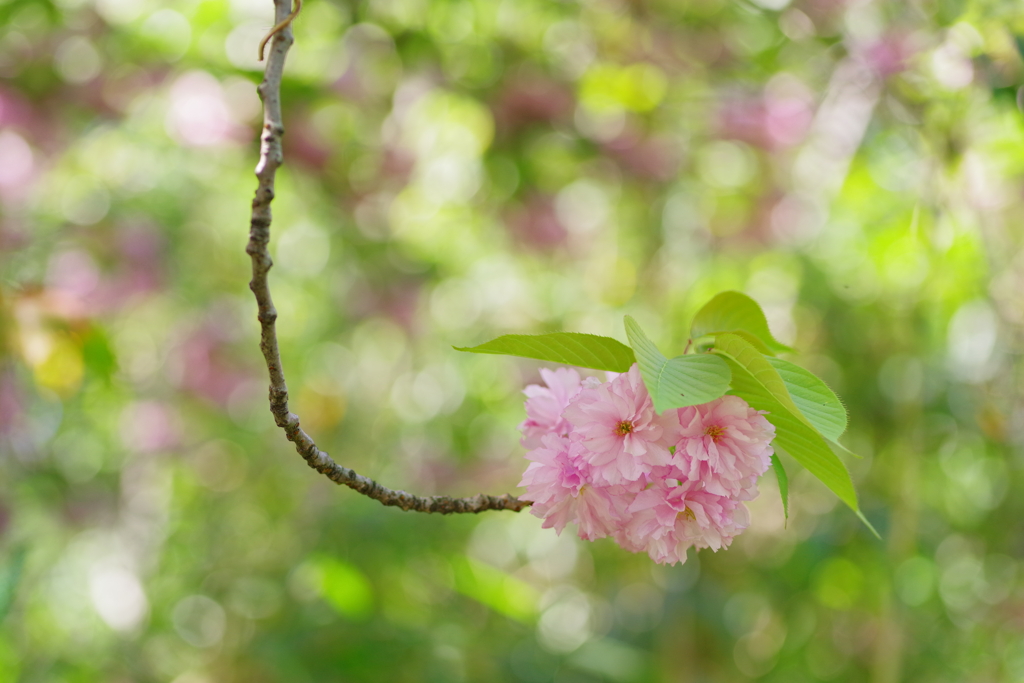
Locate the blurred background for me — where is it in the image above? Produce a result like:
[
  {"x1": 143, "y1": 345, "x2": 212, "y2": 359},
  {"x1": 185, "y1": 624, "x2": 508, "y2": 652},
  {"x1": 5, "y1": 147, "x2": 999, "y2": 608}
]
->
[{"x1": 1, "y1": 0, "x2": 1023, "y2": 680}]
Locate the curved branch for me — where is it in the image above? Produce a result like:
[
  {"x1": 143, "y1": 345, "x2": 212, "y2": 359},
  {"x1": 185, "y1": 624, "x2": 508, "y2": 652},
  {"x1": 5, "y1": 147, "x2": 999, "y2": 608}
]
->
[{"x1": 245, "y1": 0, "x2": 529, "y2": 514}]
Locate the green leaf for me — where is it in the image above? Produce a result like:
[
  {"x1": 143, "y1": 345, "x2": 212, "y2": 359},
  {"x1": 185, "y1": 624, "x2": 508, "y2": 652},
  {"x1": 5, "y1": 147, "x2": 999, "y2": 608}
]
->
[
  {"x1": 728, "y1": 330, "x2": 775, "y2": 356},
  {"x1": 716, "y1": 349, "x2": 861, "y2": 516},
  {"x1": 771, "y1": 454, "x2": 789, "y2": 522},
  {"x1": 767, "y1": 357, "x2": 848, "y2": 442},
  {"x1": 623, "y1": 316, "x2": 731, "y2": 413},
  {"x1": 454, "y1": 333, "x2": 635, "y2": 373},
  {"x1": 712, "y1": 333, "x2": 808, "y2": 427},
  {"x1": 856, "y1": 511, "x2": 881, "y2": 539},
  {"x1": 452, "y1": 556, "x2": 539, "y2": 623},
  {"x1": 690, "y1": 291, "x2": 793, "y2": 352},
  {"x1": 309, "y1": 555, "x2": 374, "y2": 620},
  {"x1": 82, "y1": 327, "x2": 118, "y2": 381},
  {"x1": 829, "y1": 438, "x2": 862, "y2": 460}
]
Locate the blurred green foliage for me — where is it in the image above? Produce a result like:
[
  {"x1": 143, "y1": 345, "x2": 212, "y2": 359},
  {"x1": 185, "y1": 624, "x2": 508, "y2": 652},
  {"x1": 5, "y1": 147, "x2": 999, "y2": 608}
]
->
[{"x1": 2, "y1": 0, "x2": 1024, "y2": 680}]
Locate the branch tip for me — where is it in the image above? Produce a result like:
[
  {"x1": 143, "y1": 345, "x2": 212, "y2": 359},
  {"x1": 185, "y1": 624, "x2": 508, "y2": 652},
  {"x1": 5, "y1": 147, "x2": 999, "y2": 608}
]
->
[{"x1": 258, "y1": 0, "x2": 302, "y2": 62}]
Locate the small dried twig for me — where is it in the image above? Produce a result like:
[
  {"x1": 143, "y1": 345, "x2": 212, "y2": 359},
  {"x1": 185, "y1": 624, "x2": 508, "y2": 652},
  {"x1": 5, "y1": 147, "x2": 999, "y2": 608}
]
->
[
  {"x1": 245, "y1": 0, "x2": 529, "y2": 514},
  {"x1": 258, "y1": 0, "x2": 302, "y2": 62}
]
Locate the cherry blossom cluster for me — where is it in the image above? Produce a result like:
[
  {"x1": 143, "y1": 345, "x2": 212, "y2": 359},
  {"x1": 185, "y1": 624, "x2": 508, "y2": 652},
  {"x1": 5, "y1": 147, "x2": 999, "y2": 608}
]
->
[{"x1": 517, "y1": 364, "x2": 776, "y2": 565}]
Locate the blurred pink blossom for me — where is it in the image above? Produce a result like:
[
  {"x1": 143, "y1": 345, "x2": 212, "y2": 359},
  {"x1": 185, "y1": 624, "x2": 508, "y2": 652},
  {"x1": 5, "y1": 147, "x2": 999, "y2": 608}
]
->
[
  {"x1": 563, "y1": 365, "x2": 671, "y2": 485},
  {"x1": 861, "y1": 33, "x2": 917, "y2": 77},
  {"x1": 0, "y1": 88, "x2": 34, "y2": 129},
  {"x1": 623, "y1": 479, "x2": 750, "y2": 564},
  {"x1": 40, "y1": 224, "x2": 165, "y2": 318},
  {"x1": 518, "y1": 364, "x2": 775, "y2": 564},
  {"x1": 505, "y1": 195, "x2": 569, "y2": 249},
  {"x1": 166, "y1": 71, "x2": 248, "y2": 147},
  {"x1": 602, "y1": 129, "x2": 680, "y2": 181},
  {"x1": 492, "y1": 76, "x2": 574, "y2": 134},
  {"x1": 718, "y1": 81, "x2": 814, "y2": 150},
  {"x1": 518, "y1": 434, "x2": 625, "y2": 539},
  {"x1": 120, "y1": 401, "x2": 180, "y2": 453},
  {"x1": 0, "y1": 130, "x2": 35, "y2": 197},
  {"x1": 175, "y1": 330, "x2": 251, "y2": 406},
  {"x1": 284, "y1": 110, "x2": 332, "y2": 170},
  {"x1": 519, "y1": 367, "x2": 583, "y2": 448},
  {"x1": 0, "y1": 366, "x2": 24, "y2": 438},
  {"x1": 670, "y1": 395, "x2": 775, "y2": 499}
]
